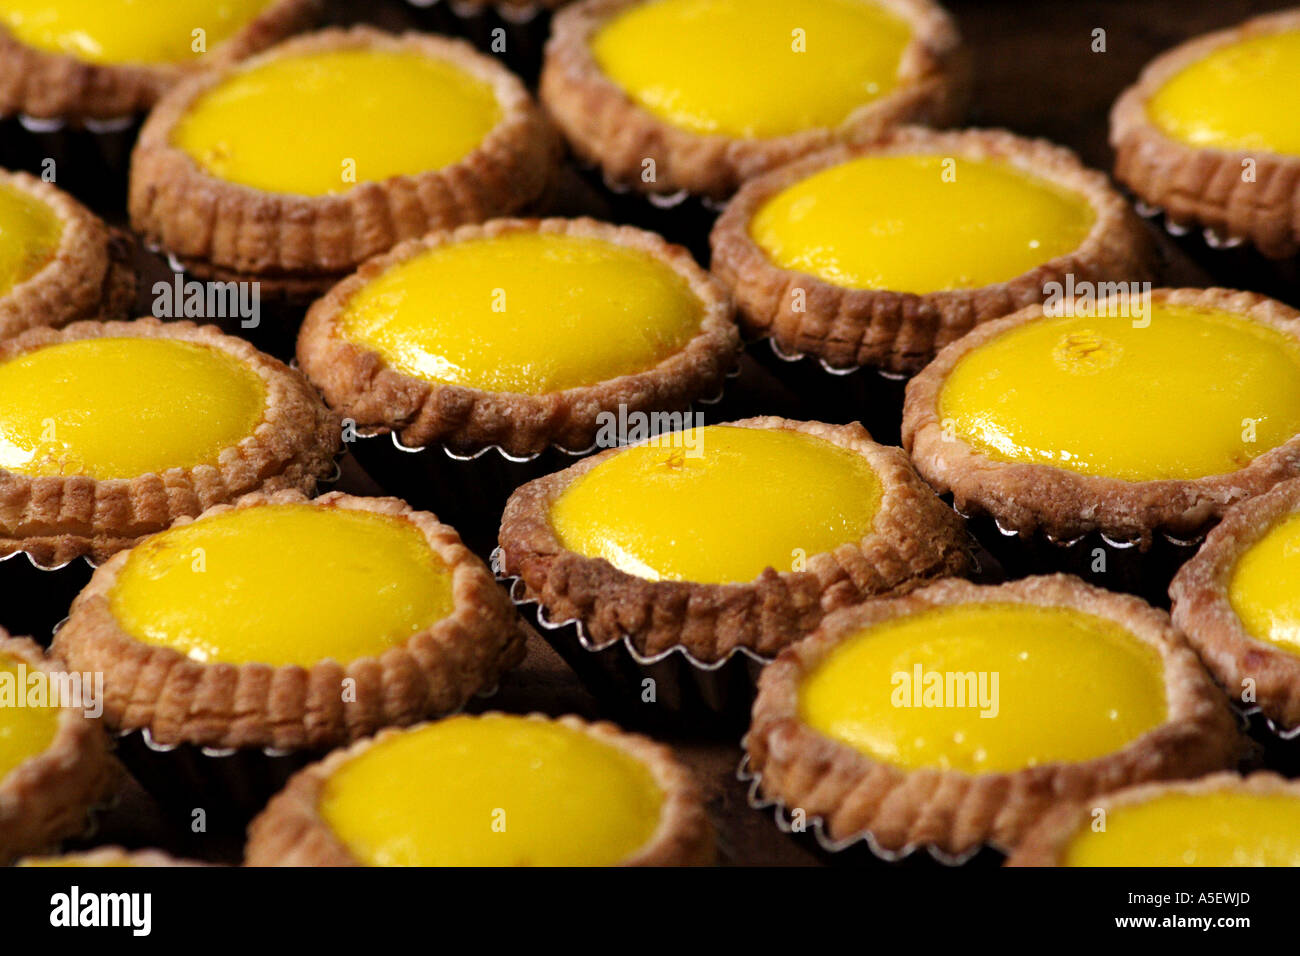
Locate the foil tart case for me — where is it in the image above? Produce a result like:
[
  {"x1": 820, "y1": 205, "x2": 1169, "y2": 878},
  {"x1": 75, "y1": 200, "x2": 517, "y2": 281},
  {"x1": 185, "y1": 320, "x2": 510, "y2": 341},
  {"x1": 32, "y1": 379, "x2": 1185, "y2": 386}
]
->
[
  {"x1": 0, "y1": 113, "x2": 140, "y2": 217},
  {"x1": 497, "y1": 562, "x2": 770, "y2": 734},
  {"x1": 736, "y1": 755, "x2": 1006, "y2": 868}
]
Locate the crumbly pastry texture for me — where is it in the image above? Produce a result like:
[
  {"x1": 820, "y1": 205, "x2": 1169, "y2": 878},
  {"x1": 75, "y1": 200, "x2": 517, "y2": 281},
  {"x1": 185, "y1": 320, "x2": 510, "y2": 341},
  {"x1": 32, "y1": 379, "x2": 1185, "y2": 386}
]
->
[
  {"x1": 498, "y1": 417, "x2": 976, "y2": 663},
  {"x1": 129, "y1": 27, "x2": 562, "y2": 294},
  {"x1": 0, "y1": 170, "x2": 136, "y2": 340},
  {"x1": 710, "y1": 127, "x2": 1160, "y2": 375},
  {"x1": 50, "y1": 491, "x2": 527, "y2": 751},
  {"x1": 0, "y1": 0, "x2": 321, "y2": 122},
  {"x1": 1006, "y1": 771, "x2": 1299, "y2": 866},
  {"x1": 903, "y1": 287, "x2": 1300, "y2": 546},
  {"x1": 243, "y1": 711, "x2": 714, "y2": 866},
  {"x1": 0, "y1": 319, "x2": 341, "y2": 567},
  {"x1": 0, "y1": 634, "x2": 114, "y2": 865},
  {"x1": 540, "y1": 0, "x2": 970, "y2": 199},
  {"x1": 1110, "y1": 9, "x2": 1300, "y2": 260},
  {"x1": 297, "y1": 217, "x2": 741, "y2": 456},
  {"x1": 1170, "y1": 477, "x2": 1300, "y2": 731},
  {"x1": 744, "y1": 575, "x2": 1242, "y2": 858}
]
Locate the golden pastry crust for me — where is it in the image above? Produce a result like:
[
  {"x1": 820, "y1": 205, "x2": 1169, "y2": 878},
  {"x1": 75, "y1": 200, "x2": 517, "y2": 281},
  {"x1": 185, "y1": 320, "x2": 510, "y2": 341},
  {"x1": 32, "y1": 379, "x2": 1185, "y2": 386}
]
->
[
  {"x1": 539, "y1": 0, "x2": 970, "y2": 200},
  {"x1": 744, "y1": 575, "x2": 1242, "y2": 858},
  {"x1": 710, "y1": 128, "x2": 1160, "y2": 375},
  {"x1": 0, "y1": 0, "x2": 321, "y2": 122},
  {"x1": 296, "y1": 216, "x2": 741, "y2": 456},
  {"x1": 50, "y1": 491, "x2": 527, "y2": 751},
  {"x1": 903, "y1": 287, "x2": 1300, "y2": 545},
  {"x1": 129, "y1": 27, "x2": 562, "y2": 287},
  {"x1": 1006, "y1": 771, "x2": 1299, "y2": 866},
  {"x1": 0, "y1": 634, "x2": 113, "y2": 865},
  {"x1": 0, "y1": 170, "x2": 136, "y2": 340},
  {"x1": 243, "y1": 711, "x2": 714, "y2": 866},
  {"x1": 498, "y1": 416, "x2": 975, "y2": 663},
  {"x1": 0, "y1": 318, "x2": 341, "y2": 567},
  {"x1": 1170, "y1": 477, "x2": 1300, "y2": 732},
  {"x1": 18, "y1": 846, "x2": 208, "y2": 867},
  {"x1": 1111, "y1": 9, "x2": 1300, "y2": 260}
]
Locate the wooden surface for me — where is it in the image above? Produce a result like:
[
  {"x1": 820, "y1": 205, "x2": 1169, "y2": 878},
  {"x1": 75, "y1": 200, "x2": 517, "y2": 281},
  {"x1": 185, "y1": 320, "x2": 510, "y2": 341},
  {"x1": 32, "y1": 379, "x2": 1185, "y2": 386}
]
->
[{"x1": 58, "y1": 0, "x2": 1298, "y2": 866}]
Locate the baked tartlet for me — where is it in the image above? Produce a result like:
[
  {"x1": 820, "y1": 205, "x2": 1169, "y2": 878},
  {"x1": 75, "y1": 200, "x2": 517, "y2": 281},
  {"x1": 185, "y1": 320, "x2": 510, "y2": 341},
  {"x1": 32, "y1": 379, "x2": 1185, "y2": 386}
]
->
[
  {"x1": 744, "y1": 575, "x2": 1241, "y2": 859},
  {"x1": 1009, "y1": 772, "x2": 1300, "y2": 867},
  {"x1": 0, "y1": 633, "x2": 113, "y2": 865},
  {"x1": 0, "y1": 168, "x2": 134, "y2": 339},
  {"x1": 903, "y1": 288, "x2": 1300, "y2": 594},
  {"x1": 245, "y1": 712, "x2": 712, "y2": 866},
  {"x1": 51, "y1": 491, "x2": 525, "y2": 755},
  {"x1": 1170, "y1": 477, "x2": 1300, "y2": 735},
  {"x1": 1111, "y1": 9, "x2": 1300, "y2": 262},
  {"x1": 129, "y1": 27, "x2": 561, "y2": 301},
  {"x1": 499, "y1": 418, "x2": 973, "y2": 671},
  {"x1": 0, "y1": 319, "x2": 340, "y2": 568},
  {"x1": 541, "y1": 0, "x2": 968, "y2": 200},
  {"x1": 711, "y1": 127, "x2": 1158, "y2": 378},
  {"x1": 0, "y1": 0, "x2": 320, "y2": 122}
]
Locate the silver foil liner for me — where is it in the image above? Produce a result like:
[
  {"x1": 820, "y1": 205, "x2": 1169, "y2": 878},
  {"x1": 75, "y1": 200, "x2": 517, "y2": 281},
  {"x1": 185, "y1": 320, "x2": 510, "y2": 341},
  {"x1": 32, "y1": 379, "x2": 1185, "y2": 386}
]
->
[
  {"x1": 958, "y1": 508, "x2": 1205, "y2": 608},
  {"x1": 1133, "y1": 198, "x2": 1299, "y2": 301},
  {"x1": 0, "y1": 550, "x2": 96, "y2": 646},
  {"x1": 0, "y1": 112, "x2": 140, "y2": 215},
  {"x1": 112, "y1": 728, "x2": 322, "y2": 825},
  {"x1": 747, "y1": 338, "x2": 910, "y2": 446},
  {"x1": 400, "y1": 0, "x2": 555, "y2": 83},
  {"x1": 496, "y1": 561, "x2": 770, "y2": 733},
  {"x1": 737, "y1": 755, "x2": 1005, "y2": 868}
]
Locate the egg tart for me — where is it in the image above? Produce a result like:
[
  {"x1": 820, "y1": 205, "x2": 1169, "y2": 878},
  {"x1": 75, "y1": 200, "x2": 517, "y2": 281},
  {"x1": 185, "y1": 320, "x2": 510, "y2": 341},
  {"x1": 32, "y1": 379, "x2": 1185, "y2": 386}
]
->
[
  {"x1": 499, "y1": 417, "x2": 973, "y2": 667},
  {"x1": 0, "y1": 169, "x2": 135, "y2": 339},
  {"x1": 711, "y1": 128, "x2": 1159, "y2": 379},
  {"x1": 0, "y1": 319, "x2": 339, "y2": 567},
  {"x1": 744, "y1": 575, "x2": 1241, "y2": 858},
  {"x1": 1111, "y1": 9, "x2": 1300, "y2": 262},
  {"x1": 245, "y1": 712, "x2": 712, "y2": 866},
  {"x1": 51, "y1": 491, "x2": 525, "y2": 754},
  {"x1": 1170, "y1": 477, "x2": 1300, "y2": 735},
  {"x1": 0, "y1": 633, "x2": 112, "y2": 865},
  {"x1": 0, "y1": 0, "x2": 319, "y2": 121},
  {"x1": 541, "y1": 0, "x2": 968, "y2": 200},
  {"x1": 129, "y1": 27, "x2": 561, "y2": 301},
  {"x1": 904, "y1": 289, "x2": 1300, "y2": 571},
  {"x1": 298, "y1": 217, "x2": 737, "y2": 458},
  {"x1": 1009, "y1": 772, "x2": 1300, "y2": 867}
]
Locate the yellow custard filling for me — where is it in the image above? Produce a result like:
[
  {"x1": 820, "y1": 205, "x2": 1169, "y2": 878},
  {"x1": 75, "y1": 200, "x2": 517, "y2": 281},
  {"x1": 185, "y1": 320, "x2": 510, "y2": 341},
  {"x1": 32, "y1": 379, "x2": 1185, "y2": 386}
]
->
[
  {"x1": 1063, "y1": 790, "x2": 1300, "y2": 867},
  {"x1": 0, "y1": 652, "x2": 59, "y2": 784},
  {"x1": 591, "y1": 0, "x2": 912, "y2": 139},
  {"x1": 0, "y1": 337, "x2": 267, "y2": 480},
  {"x1": 549, "y1": 425, "x2": 881, "y2": 584},
  {"x1": 750, "y1": 153, "x2": 1096, "y2": 293},
  {"x1": 339, "y1": 231, "x2": 705, "y2": 395},
  {"x1": 0, "y1": 179, "x2": 60, "y2": 296},
  {"x1": 172, "y1": 47, "x2": 502, "y2": 197},
  {"x1": 318, "y1": 715, "x2": 665, "y2": 866},
  {"x1": 108, "y1": 504, "x2": 455, "y2": 668},
  {"x1": 1229, "y1": 512, "x2": 1300, "y2": 656},
  {"x1": 799, "y1": 603, "x2": 1167, "y2": 774},
  {"x1": 1147, "y1": 29, "x2": 1300, "y2": 156},
  {"x1": 940, "y1": 304, "x2": 1300, "y2": 482},
  {"x1": 0, "y1": 0, "x2": 275, "y2": 66}
]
